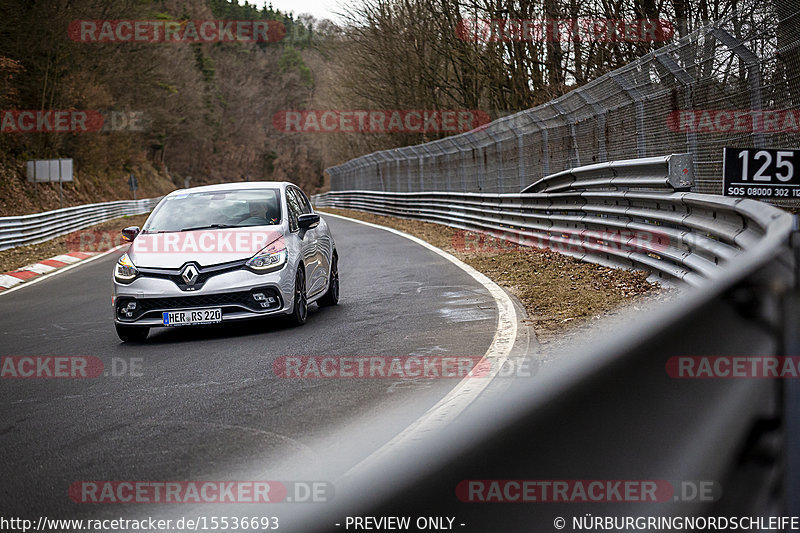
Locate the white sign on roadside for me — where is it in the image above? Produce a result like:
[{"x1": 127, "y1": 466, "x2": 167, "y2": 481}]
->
[{"x1": 26, "y1": 159, "x2": 73, "y2": 182}]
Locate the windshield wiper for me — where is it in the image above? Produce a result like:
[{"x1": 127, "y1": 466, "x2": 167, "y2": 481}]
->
[{"x1": 179, "y1": 224, "x2": 237, "y2": 231}]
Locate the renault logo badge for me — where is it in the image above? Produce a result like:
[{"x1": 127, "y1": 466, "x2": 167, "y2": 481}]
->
[{"x1": 181, "y1": 264, "x2": 199, "y2": 285}]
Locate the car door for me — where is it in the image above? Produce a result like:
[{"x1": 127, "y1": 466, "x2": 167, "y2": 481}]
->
[
  {"x1": 296, "y1": 188, "x2": 331, "y2": 292},
  {"x1": 286, "y1": 186, "x2": 320, "y2": 295}
]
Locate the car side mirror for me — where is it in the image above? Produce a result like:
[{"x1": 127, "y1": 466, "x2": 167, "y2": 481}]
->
[
  {"x1": 121, "y1": 226, "x2": 140, "y2": 242},
  {"x1": 298, "y1": 213, "x2": 320, "y2": 230}
]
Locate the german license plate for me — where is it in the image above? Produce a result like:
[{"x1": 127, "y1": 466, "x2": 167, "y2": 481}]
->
[{"x1": 162, "y1": 308, "x2": 222, "y2": 326}]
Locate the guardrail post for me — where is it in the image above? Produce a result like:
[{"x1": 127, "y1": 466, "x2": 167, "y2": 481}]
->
[
  {"x1": 444, "y1": 151, "x2": 450, "y2": 192},
  {"x1": 610, "y1": 70, "x2": 648, "y2": 158},
  {"x1": 422, "y1": 145, "x2": 441, "y2": 191},
  {"x1": 496, "y1": 142, "x2": 503, "y2": 193},
  {"x1": 374, "y1": 157, "x2": 385, "y2": 192},
  {"x1": 405, "y1": 151, "x2": 412, "y2": 192},
  {"x1": 711, "y1": 27, "x2": 765, "y2": 148},
  {"x1": 351, "y1": 161, "x2": 360, "y2": 190},
  {"x1": 411, "y1": 146, "x2": 425, "y2": 191},
  {"x1": 656, "y1": 52, "x2": 697, "y2": 174},
  {"x1": 528, "y1": 113, "x2": 550, "y2": 177},
  {"x1": 445, "y1": 139, "x2": 460, "y2": 193},
  {"x1": 484, "y1": 130, "x2": 503, "y2": 193},
  {"x1": 517, "y1": 133, "x2": 525, "y2": 190},
  {"x1": 460, "y1": 143, "x2": 467, "y2": 192},
  {"x1": 551, "y1": 101, "x2": 580, "y2": 168},
  {"x1": 575, "y1": 86, "x2": 607, "y2": 163},
  {"x1": 395, "y1": 156, "x2": 402, "y2": 193},
  {"x1": 477, "y1": 146, "x2": 483, "y2": 191},
  {"x1": 461, "y1": 134, "x2": 483, "y2": 191},
  {"x1": 502, "y1": 112, "x2": 533, "y2": 189},
  {"x1": 420, "y1": 148, "x2": 427, "y2": 191}
]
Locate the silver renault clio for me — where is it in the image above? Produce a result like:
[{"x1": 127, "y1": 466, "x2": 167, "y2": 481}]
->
[{"x1": 112, "y1": 182, "x2": 338, "y2": 342}]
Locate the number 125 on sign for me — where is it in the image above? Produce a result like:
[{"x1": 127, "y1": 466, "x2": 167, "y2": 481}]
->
[{"x1": 723, "y1": 147, "x2": 800, "y2": 198}]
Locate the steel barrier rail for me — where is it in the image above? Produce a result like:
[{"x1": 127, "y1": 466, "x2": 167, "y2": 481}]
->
[
  {"x1": 520, "y1": 153, "x2": 695, "y2": 193},
  {"x1": 313, "y1": 156, "x2": 787, "y2": 288},
  {"x1": 0, "y1": 197, "x2": 161, "y2": 251},
  {"x1": 313, "y1": 191, "x2": 768, "y2": 286},
  {"x1": 298, "y1": 156, "x2": 799, "y2": 528}
]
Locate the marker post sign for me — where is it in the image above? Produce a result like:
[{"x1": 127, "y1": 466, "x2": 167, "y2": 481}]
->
[
  {"x1": 26, "y1": 159, "x2": 73, "y2": 208},
  {"x1": 128, "y1": 172, "x2": 138, "y2": 200},
  {"x1": 723, "y1": 147, "x2": 800, "y2": 199}
]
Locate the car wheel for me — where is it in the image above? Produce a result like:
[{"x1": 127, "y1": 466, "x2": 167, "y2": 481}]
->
[
  {"x1": 289, "y1": 267, "x2": 308, "y2": 326},
  {"x1": 317, "y1": 254, "x2": 339, "y2": 307},
  {"x1": 115, "y1": 324, "x2": 149, "y2": 342}
]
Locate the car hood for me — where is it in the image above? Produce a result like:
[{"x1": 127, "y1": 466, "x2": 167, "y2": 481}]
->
[{"x1": 127, "y1": 228, "x2": 285, "y2": 269}]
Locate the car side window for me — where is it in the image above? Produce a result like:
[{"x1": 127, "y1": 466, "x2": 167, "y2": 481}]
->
[
  {"x1": 294, "y1": 188, "x2": 313, "y2": 214},
  {"x1": 285, "y1": 187, "x2": 302, "y2": 232}
]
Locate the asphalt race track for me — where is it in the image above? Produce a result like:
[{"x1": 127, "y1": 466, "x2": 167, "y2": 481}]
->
[{"x1": 0, "y1": 215, "x2": 502, "y2": 520}]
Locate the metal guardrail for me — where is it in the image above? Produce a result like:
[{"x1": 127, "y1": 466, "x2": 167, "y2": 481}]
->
[
  {"x1": 313, "y1": 156, "x2": 790, "y2": 288},
  {"x1": 0, "y1": 197, "x2": 161, "y2": 251},
  {"x1": 520, "y1": 153, "x2": 695, "y2": 193},
  {"x1": 303, "y1": 155, "x2": 799, "y2": 526}
]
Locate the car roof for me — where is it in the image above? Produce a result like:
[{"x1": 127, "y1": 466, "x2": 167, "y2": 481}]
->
[{"x1": 166, "y1": 181, "x2": 296, "y2": 197}]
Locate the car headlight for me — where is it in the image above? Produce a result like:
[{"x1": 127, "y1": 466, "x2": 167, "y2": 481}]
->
[
  {"x1": 246, "y1": 248, "x2": 287, "y2": 273},
  {"x1": 114, "y1": 253, "x2": 139, "y2": 283}
]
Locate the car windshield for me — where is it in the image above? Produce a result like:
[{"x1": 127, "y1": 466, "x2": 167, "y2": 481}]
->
[{"x1": 142, "y1": 189, "x2": 282, "y2": 233}]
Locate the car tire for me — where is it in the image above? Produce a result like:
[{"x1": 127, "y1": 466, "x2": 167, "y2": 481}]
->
[
  {"x1": 317, "y1": 254, "x2": 339, "y2": 307},
  {"x1": 115, "y1": 324, "x2": 149, "y2": 342},
  {"x1": 288, "y1": 267, "x2": 308, "y2": 326}
]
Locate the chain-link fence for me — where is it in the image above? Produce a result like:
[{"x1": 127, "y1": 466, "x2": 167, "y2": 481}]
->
[{"x1": 326, "y1": 6, "x2": 800, "y2": 208}]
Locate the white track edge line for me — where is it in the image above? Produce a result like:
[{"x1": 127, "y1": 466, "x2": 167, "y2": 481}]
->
[{"x1": 321, "y1": 211, "x2": 518, "y2": 481}]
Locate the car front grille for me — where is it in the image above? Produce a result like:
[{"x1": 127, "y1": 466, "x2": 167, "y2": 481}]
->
[
  {"x1": 116, "y1": 287, "x2": 282, "y2": 322},
  {"x1": 138, "y1": 292, "x2": 252, "y2": 311}
]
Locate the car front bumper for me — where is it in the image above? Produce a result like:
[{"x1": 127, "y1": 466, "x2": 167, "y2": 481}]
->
[{"x1": 112, "y1": 266, "x2": 294, "y2": 327}]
